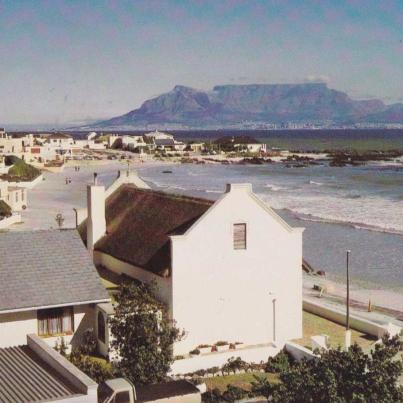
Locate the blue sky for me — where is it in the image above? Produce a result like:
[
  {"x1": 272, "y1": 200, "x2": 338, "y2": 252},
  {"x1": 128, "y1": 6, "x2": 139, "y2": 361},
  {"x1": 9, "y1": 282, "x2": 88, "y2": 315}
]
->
[{"x1": 0, "y1": 0, "x2": 402, "y2": 125}]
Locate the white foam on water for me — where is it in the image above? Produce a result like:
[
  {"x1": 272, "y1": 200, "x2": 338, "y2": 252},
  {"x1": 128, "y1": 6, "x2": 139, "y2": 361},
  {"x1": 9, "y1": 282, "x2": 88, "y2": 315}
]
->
[{"x1": 264, "y1": 183, "x2": 287, "y2": 191}]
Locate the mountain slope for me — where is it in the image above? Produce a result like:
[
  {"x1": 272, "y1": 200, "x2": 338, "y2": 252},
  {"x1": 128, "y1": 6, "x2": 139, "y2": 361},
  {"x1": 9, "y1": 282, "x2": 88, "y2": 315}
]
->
[{"x1": 93, "y1": 84, "x2": 402, "y2": 129}]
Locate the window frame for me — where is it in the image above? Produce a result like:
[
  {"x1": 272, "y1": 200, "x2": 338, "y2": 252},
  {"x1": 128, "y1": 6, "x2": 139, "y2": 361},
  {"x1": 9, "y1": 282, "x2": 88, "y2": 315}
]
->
[
  {"x1": 233, "y1": 223, "x2": 247, "y2": 250},
  {"x1": 37, "y1": 306, "x2": 75, "y2": 337}
]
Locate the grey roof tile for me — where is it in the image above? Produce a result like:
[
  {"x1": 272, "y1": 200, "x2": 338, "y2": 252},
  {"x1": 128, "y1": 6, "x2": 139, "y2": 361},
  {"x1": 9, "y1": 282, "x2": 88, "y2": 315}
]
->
[{"x1": 0, "y1": 229, "x2": 109, "y2": 312}]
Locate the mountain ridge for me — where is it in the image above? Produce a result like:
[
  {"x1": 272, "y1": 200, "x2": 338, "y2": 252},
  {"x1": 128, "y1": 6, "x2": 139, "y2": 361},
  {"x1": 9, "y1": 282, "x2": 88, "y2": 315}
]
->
[{"x1": 88, "y1": 83, "x2": 403, "y2": 129}]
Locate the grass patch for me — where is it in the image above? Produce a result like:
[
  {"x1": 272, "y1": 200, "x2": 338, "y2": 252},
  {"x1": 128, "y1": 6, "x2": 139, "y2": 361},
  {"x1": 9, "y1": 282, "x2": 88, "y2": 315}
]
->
[
  {"x1": 294, "y1": 311, "x2": 377, "y2": 350},
  {"x1": 1, "y1": 156, "x2": 41, "y2": 182},
  {"x1": 203, "y1": 372, "x2": 279, "y2": 393}
]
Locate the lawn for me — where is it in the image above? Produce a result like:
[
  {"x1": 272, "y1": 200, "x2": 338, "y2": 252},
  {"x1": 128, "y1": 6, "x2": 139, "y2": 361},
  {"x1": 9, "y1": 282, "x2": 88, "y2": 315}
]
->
[
  {"x1": 294, "y1": 311, "x2": 377, "y2": 351},
  {"x1": 203, "y1": 372, "x2": 279, "y2": 393}
]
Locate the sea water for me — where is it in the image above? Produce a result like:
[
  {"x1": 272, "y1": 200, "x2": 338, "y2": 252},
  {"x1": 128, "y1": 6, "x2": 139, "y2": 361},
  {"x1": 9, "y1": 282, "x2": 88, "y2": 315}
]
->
[{"x1": 137, "y1": 162, "x2": 403, "y2": 291}]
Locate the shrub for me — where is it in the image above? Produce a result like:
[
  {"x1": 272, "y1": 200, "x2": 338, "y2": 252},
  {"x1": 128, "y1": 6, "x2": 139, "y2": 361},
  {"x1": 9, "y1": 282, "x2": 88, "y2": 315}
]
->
[
  {"x1": 222, "y1": 385, "x2": 247, "y2": 402},
  {"x1": 0, "y1": 201, "x2": 12, "y2": 219},
  {"x1": 190, "y1": 348, "x2": 200, "y2": 355},
  {"x1": 265, "y1": 350, "x2": 292, "y2": 373},
  {"x1": 222, "y1": 357, "x2": 248, "y2": 373},
  {"x1": 69, "y1": 351, "x2": 115, "y2": 383},
  {"x1": 215, "y1": 341, "x2": 228, "y2": 346},
  {"x1": 78, "y1": 329, "x2": 97, "y2": 355},
  {"x1": 202, "y1": 388, "x2": 222, "y2": 402},
  {"x1": 207, "y1": 366, "x2": 220, "y2": 374},
  {"x1": 198, "y1": 344, "x2": 211, "y2": 348}
]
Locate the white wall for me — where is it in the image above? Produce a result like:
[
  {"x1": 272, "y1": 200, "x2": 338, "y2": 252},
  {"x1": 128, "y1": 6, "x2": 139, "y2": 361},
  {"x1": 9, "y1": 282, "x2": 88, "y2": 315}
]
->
[
  {"x1": 171, "y1": 184, "x2": 303, "y2": 355},
  {"x1": 0, "y1": 304, "x2": 95, "y2": 350},
  {"x1": 94, "y1": 251, "x2": 171, "y2": 307}
]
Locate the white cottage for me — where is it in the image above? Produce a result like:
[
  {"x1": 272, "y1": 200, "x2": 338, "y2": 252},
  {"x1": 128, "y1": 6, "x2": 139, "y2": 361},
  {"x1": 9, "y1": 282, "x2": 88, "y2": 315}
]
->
[
  {"x1": 80, "y1": 178, "x2": 304, "y2": 361},
  {"x1": 0, "y1": 229, "x2": 110, "y2": 350}
]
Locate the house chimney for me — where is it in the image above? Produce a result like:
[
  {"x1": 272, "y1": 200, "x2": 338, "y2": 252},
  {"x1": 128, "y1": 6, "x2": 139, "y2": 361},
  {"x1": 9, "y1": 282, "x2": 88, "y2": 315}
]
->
[{"x1": 87, "y1": 174, "x2": 106, "y2": 252}]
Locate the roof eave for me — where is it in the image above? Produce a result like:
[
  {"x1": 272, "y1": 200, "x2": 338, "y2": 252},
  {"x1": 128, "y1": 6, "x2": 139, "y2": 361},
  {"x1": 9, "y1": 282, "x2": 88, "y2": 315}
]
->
[{"x1": 0, "y1": 298, "x2": 111, "y2": 315}]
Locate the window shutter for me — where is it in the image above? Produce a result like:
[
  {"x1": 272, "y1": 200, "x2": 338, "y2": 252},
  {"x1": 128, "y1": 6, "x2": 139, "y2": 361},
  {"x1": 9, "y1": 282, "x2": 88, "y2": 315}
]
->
[{"x1": 233, "y1": 223, "x2": 247, "y2": 249}]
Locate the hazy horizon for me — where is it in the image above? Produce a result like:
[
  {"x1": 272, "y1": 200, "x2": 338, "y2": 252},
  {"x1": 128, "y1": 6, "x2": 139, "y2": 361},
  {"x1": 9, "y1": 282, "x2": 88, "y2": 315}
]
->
[{"x1": 1, "y1": 0, "x2": 402, "y2": 126}]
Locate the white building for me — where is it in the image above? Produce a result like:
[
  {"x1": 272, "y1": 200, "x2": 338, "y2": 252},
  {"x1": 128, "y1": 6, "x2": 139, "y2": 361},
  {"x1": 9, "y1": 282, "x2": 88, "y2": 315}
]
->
[
  {"x1": 80, "y1": 178, "x2": 304, "y2": 362},
  {"x1": 0, "y1": 181, "x2": 27, "y2": 211},
  {"x1": 0, "y1": 230, "x2": 110, "y2": 350},
  {"x1": 144, "y1": 129, "x2": 174, "y2": 140}
]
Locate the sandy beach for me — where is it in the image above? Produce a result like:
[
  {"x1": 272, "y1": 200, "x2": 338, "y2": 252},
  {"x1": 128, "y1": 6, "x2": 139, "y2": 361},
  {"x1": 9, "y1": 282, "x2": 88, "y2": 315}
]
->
[{"x1": 8, "y1": 158, "x2": 403, "y2": 322}]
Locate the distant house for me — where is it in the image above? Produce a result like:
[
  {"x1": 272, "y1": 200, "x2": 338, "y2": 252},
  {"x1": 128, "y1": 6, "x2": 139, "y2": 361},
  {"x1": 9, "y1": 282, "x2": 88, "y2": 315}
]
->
[
  {"x1": 0, "y1": 229, "x2": 110, "y2": 350},
  {"x1": 79, "y1": 178, "x2": 303, "y2": 361},
  {"x1": 144, "y1": 129, "x2": 174, "y2": 140},
  {"x1": 0, "y1": 181, "x2": 27, "y2": 211}
]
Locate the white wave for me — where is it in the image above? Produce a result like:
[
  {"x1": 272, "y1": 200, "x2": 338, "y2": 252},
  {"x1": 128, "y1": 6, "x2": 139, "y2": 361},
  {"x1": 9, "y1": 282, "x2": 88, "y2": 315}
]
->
[
  {"x1": 264, "y1": 183, "x2": 287, "y2": 191},
  {"x1": 309, "y1": 180, "x2": 323, "y2": 186},
  {"x1": 205, "y1": 189, "x2": 222, "y2": 194}
]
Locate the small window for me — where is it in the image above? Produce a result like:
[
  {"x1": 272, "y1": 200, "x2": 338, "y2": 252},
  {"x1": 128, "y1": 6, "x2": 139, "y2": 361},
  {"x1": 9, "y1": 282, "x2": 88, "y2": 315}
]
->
[
  {"x1": 233, "y1": 223, "x2": 247, "y2": 250},
  {"x1": 98, "y1": 311, "x2": 106, "y2": 343},
  {"x1": 37, "y1": 307, "x2": 74, "y2": 336}
]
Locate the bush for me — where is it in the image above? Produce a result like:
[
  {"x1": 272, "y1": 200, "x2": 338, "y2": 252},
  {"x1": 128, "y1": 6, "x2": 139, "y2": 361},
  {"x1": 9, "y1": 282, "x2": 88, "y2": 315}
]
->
[
  {"x1": 78, "y1": 329, "x2": 97, "y2": 355},
  {"x1": 215, "y1": 341, "x2": 228, "y2": 346},
  {"x1": 222, "y1": 357, "x2": 248, "y2": 373},
  {"x1": 222, "y1": 385, "x2": 247, "y2": 402},
  {"x1": 0, "y1": 201, "x2": 12, "y2": 219},
  {"x1": 265, "y1": 350, "x2": 292, "y2": 373},
  {"x1": 190, "y1": 348, "x2": 200, "y2": 355},
  {"x1": 202, "y1": 388, "x2": 222, "y2": 402},
  {"x1": 69, "y1": 351, "x2": 115, "y2": 383}
]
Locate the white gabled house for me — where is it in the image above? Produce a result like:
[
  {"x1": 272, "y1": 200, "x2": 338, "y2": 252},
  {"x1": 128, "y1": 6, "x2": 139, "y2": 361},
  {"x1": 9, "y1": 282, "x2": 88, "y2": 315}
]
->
[{"x1": 80, "y1": 174, "x2": 304, "y2": 364}]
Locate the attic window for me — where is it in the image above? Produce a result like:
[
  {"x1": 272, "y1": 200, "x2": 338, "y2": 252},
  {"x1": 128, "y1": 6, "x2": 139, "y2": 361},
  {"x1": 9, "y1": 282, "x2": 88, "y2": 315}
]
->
[{"x1": 233, "y1": 223, "x2": 247, "y2": 250}]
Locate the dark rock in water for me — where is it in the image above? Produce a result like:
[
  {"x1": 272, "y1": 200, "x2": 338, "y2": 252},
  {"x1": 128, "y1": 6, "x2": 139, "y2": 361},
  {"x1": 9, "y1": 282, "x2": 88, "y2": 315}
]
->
[
  {"x1": 162, "y1": 170, "x2": 173, "y2": 173},
  {"x1": 317, "y1": 270, "x2": 326, "y2": 276}
]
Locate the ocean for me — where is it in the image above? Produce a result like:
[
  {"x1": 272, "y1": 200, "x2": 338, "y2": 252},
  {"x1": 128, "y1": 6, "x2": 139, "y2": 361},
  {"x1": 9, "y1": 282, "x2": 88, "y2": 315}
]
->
[{"x1": 136, "y1": 162, "x2": 403, "y2": 291}]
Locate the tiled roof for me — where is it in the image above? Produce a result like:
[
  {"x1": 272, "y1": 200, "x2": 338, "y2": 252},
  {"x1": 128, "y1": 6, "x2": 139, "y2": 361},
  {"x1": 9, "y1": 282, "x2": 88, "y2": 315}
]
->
[
  {"x1": 0, "y1": 229, "x2": 109, "y2": 312},
  {"x1": 0, "y1": 345, "x2": 81, "y2": 402},
  {"x1": 79, "y1": 185, "x2": 213, "y2": 275}
]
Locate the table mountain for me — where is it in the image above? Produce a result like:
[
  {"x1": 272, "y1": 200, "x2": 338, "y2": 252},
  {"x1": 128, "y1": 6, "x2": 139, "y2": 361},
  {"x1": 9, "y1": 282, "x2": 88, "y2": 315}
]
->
[{"x1": 92, "y1": 83, "x2": 403, "y2": 129}]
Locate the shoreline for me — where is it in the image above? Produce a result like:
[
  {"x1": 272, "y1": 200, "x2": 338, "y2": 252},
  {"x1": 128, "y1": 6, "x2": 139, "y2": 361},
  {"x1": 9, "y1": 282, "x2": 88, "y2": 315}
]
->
[{"x1": 6, "y1": 158, "x2": 403, "y2": 317}]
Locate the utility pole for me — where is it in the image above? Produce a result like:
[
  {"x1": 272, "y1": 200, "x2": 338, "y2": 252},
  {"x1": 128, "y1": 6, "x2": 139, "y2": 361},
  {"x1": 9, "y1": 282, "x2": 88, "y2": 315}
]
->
[
  {"x1": 345, "y1": 250, "x2": 351, "y2": 349},
  {"x1": 346, "y1": 250, "x2": 350, "y2": 330}
]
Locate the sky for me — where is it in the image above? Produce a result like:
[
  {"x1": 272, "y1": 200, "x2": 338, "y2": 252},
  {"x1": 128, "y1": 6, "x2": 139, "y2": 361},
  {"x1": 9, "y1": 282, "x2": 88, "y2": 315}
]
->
[{"x1": 0, "y1": 0, "x2": 402, "y2": 126}]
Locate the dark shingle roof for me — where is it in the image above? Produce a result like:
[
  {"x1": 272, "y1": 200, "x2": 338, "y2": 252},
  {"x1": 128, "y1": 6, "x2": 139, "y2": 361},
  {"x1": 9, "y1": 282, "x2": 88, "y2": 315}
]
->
[
  {"x1": 0, "y1": 345, "x2": 81, "y2": 402},
  {"x1": 79, "y1": 185, "x2": 213, "y2": 276},
  {"x1": 0, "y1": 229, "x2": 109, "y2": 312}
]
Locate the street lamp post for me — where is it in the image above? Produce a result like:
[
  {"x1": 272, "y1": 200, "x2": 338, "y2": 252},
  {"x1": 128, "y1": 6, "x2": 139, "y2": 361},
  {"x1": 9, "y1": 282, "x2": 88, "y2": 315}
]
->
[{"x1": 345, "y1": 250, "x2": 351, "y2": 349}]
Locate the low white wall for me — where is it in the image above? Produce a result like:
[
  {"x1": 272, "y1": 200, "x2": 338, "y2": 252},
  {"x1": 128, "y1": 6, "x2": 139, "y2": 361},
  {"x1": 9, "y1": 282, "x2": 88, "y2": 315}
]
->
[
  {"x1": 94, "y1": 251, "x2": 171, "y2": 308},
  {"x1": 0, "y1": 213, "x2": 21, "y2": 229},
  {"x1": 170, "y1": 344, "x2": 281, "y2": 375},
  {"x1": 284, "y1": 341, "x2": 319, "y2": 362},
  {"x1": 27, "y1": 334, "x2": 98, "y2": 401},
  {"x1": 303, "y1": 299, "x2": 401, "y2": 338},
  {"x1": 7, "y1": 173, "x2": 43, "y2": 189}
]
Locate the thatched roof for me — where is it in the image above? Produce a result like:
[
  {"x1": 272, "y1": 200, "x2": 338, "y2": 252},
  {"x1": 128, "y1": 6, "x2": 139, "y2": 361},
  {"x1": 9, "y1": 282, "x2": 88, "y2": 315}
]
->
[{"x1": 79, "y1": 185, "x2": 213, "y2": 276}]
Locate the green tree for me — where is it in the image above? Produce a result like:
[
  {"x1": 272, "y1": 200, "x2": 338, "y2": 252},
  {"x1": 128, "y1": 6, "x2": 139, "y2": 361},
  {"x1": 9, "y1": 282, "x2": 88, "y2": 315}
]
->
[
  {"x1": 109, "y1": 281, "x2": 182, "y2": 385},
  {"x1": 271, "y1": 335, "x2": 403, "y2": 403}
]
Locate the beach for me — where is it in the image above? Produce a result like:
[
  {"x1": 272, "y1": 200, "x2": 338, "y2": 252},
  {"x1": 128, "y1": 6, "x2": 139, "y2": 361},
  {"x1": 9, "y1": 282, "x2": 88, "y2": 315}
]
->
[{"x1": 9, "y1": 158, "x2": 403, "y2": 317}]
